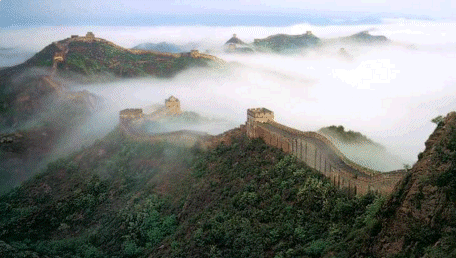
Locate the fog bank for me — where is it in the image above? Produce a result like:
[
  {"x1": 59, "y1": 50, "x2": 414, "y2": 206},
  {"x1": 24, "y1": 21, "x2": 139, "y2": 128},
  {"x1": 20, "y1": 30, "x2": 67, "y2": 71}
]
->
[{"x1": 2, "y1": 18, "x2": 456, "y2": 171}]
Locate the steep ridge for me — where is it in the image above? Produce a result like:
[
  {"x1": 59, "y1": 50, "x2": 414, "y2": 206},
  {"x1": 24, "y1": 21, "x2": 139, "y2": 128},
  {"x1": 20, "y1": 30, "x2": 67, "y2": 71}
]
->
[{"x1": 354, "y1": 112, "x2": 456, "y2": 257}]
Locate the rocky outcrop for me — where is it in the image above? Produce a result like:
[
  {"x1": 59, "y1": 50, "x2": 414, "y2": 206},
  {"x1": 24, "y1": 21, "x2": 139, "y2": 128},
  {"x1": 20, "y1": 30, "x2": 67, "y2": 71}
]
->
[{"x1": 366, "y1": 112, "x2": 456, "y2": 257}]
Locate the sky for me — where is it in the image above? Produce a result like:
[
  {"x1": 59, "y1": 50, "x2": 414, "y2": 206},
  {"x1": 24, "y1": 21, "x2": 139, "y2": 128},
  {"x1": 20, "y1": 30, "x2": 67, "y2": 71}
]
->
[{"x1": 0, "y1": 0, "x2": 455, "y2": 27}]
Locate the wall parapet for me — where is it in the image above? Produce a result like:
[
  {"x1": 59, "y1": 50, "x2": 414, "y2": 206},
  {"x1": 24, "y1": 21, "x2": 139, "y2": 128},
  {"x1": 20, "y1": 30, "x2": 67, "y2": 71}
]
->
[
  {"x1": 245, "y1": 108, "x2": 407, "y2": 195},
  {"x1": 267, "y1": 121, "x2": 382, "y2": 177}
]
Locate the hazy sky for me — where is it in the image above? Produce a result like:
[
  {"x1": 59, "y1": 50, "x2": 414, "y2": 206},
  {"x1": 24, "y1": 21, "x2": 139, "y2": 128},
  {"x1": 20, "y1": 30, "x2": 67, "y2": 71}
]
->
[{"x1": 1, "y1": 0, "x2": 454, "y2": 27}]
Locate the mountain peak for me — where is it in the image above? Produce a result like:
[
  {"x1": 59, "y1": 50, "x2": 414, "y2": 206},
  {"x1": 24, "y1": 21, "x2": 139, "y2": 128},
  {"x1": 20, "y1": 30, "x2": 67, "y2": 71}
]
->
[{"x1": 225, "y1": 33, "x2": 245, "y2": 45}]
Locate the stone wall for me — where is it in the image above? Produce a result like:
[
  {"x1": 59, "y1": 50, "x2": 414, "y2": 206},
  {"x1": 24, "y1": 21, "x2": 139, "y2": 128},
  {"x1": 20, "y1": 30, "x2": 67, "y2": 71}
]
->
[
  {"x1": 245, "y1": 110, "x2": 406, "y2": 195},
  {"x1": 119, "y1": 121, "x2": 213, "y2": 148},
  {"x1": 119, "y1": 108, "x2": 143, "y2": 124}
]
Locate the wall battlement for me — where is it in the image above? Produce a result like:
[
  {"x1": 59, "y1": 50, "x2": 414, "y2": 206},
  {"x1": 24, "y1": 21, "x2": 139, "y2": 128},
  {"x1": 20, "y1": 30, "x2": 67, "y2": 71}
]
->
[{"x1": 245, "y1": 107, "x2": 406, "y2": 195}]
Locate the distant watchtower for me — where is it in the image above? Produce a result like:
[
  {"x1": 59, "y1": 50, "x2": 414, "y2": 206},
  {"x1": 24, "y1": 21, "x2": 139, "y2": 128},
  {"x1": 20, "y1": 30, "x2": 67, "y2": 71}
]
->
[
  {"x1": 190, "y1": 50, "x2": 200, "y2": 58},
  {"x1": 86, "y1": 32, "x2": 95, "y2": 38},
  {"x1": 246, "y1": 108, "x2": 274, "y2": 138},
  {"x1": 306, "y1": 31, "x2": 313, "y2": 36},
  {"x1": 165, "y1": 96, "x2": 182, "y2": 115}
]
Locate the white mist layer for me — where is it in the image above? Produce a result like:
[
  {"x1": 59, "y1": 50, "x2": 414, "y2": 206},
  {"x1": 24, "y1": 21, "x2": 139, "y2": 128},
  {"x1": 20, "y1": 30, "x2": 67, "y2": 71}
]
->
[
  {"x1": 72, "y1": 43, "x2": 456, "y2": 170},
  {"x1": 1, "y1": 18, "x2": 456, "y2": 171}
]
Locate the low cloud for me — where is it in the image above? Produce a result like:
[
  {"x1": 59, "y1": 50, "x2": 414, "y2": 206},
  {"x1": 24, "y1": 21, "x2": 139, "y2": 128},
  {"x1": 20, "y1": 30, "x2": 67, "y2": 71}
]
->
[{"x1": 2, "y1": 18, "x2": 456, "y2": 170}]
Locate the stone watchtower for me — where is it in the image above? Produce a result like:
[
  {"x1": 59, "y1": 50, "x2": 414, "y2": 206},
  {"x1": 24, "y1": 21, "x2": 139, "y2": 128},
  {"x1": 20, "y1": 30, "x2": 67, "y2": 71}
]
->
[
  {"x1": 246, "y1": 108, "x2": 274, "y2": 138},
  {"x1": 165, "y1": 96, "x2": 182, "y2": 115},
  {"x1": 190, "y1": 50, "x2": 200, "y2": 58}
]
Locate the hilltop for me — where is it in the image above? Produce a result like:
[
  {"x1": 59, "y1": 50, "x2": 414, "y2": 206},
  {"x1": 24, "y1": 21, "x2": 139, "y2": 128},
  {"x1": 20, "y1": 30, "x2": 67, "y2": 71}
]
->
[
  {"x1": 253, "y1": 31, "x2": 321, "y2": 53},
  {"x1": 319, "y1": 125, "x2": 382, "y2": 146},
  {"x1": 12, "y1": 33, "x2": 219, "y2": 80},
  {"x1": 339, "y1": 30, "x2": 390, "y2": 45},
  {"x1": 319, "y1": 125, "x2": 409, "y2": 177}
]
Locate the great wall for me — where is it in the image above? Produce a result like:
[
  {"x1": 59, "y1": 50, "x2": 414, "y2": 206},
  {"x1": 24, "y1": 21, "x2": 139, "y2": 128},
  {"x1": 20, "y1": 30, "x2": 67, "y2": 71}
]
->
[
  {"x1": 44, "y1": 32, "x2": 407, "y2": 196},
  {"x1": 243, "y1": 108, "x2": 406, "y2": 195},
  {"x1": 50, "y1": 33, "x2": 405, "y2": 196},
  {"x1": 119, "y1": 100, "x2": 407, "y2": 196},
  {"x1": 49, "y1": 32, "x2": 224, "y2": 77},
  {"x1": 119, "y1": 96, "x2": 216, "y2": 148}
]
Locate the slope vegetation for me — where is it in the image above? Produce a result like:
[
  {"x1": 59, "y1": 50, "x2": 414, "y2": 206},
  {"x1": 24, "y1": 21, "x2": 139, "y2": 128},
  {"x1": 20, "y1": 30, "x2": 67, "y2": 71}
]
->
[{"x1": 0, "y1": 128, "x2": 382, "y2": 258}]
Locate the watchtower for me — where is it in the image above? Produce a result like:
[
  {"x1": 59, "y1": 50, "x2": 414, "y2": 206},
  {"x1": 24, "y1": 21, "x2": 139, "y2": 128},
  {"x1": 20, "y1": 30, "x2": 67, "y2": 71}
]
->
[
  {"x1": 165, "y1": 96, "x2": 182, "y2": 115},
  {"x1": 246, "y1": 108, "x2": 274, "y2": 138},
  {"x1": 86, "y1": 32, "x2": 95, "y2": 38},
  {"x1": 247, "y1": 108, "x2": 274, "y2": 123},
  {"x1": 190, "y1": 50, "x2": 200, "y2": 58}
]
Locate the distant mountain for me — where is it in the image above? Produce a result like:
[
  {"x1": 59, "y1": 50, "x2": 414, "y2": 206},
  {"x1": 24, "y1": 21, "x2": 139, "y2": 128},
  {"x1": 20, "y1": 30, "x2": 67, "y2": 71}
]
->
[
  {"x1": 17, "y1": 35, "x2": 215, "y2": 79},
  {"x1": 0, "y1": 34, "x2": 222, "y2": 128},
  {"x1": 319, "y1": 125, "x2": 381, "y2": 147},
  {"x1": 253, "y1": 31, "x2": 321, "y2": 53},
  {"x1": 225, "y1": 34, "x2": 246, "y2": 45},
  {"x1": 222, "y1": 30, "x2": 389, "y2": 55},
  {"x1": 336, "y1": 30, "x2": 390, "y2": 45},
  {"x1": 0, "y1": 34, "x2": 223, "y2": 186},
  {"x1": 318, "y1": 125, "x2": 408, "y2": 171},
  {"x1": 132, "y1": 42, "x2": 183, "y2": 53}
]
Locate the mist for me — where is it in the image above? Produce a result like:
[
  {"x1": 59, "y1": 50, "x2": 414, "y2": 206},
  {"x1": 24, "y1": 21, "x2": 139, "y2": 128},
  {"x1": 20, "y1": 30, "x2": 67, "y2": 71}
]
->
[
  {"x1": 2, "y1": 18, "x2": 456, "y2": 172},
  {"x1": 0, "y1": 47, "x2": 34, "y2": 68}
]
